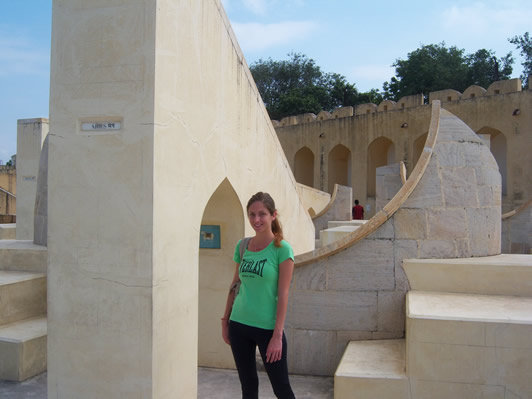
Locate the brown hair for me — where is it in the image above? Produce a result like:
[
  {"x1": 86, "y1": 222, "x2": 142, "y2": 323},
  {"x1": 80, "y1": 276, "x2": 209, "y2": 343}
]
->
[{"x1": 247, "y1": 192, "x2": 284, "y2": 247}]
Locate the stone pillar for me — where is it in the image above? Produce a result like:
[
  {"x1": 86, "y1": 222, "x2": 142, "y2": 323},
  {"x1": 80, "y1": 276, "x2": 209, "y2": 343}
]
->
[
  {"x1": 15, "y1": 118, "x2": 48, "y2": 240},
  {"x1": 47, "y1": 1, "x2": 315, "y2": 397},
  {"x1": 375, "y1": 163, "x2": 403, "y2": 212},
  {"x1": 47, "y1": 2, "x2": 189, "y2": 398}
]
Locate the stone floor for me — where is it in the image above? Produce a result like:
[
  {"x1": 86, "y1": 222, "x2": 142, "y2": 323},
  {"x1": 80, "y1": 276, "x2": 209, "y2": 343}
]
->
[{"x1": 0, "y1": 368, "x2": 334, "y2": 398}]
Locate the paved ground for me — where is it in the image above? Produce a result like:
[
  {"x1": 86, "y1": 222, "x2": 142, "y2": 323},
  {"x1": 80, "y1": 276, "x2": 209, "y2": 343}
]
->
[{"x1": 0, "y1": 368, "x2": 334, "y2": 398}]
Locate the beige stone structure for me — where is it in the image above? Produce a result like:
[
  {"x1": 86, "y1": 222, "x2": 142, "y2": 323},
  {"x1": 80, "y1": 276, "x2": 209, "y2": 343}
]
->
[
  {"x1": 287, "y1": 102, "x2": 502, "y2": 376},
  {"x1": 275, "y1": 80, "x2": 532, "y2": 217},
  {"x1": 46, "y1": 1, "x2": 313, "y2": 398},
  {"x1": 15, "y1": 119, "x2": 48, "y2": 239},
  {"x1": 1, "y1": 1, "x2": 531, "y2": 398},
  {"x1": 0, "y1": 165, "x2": 16, "y2": 218}
]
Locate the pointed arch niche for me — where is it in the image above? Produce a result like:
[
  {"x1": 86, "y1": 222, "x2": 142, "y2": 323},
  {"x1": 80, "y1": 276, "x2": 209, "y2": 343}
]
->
[
  {"x1": 367, "y1": 137, "x2": 395, "y2": 197},
  {"x1": 478, "y1": 127, "x2": 507, "y2": 195},
  {"x1": 328, "y1": 144, "x2": 351, "y2": 193},
  {"x1": 198, "y1": 178, "x2": 244, "y2": 369},
  {"x1": 294, "y1": 147, "x2": 315, "y2": 187}
]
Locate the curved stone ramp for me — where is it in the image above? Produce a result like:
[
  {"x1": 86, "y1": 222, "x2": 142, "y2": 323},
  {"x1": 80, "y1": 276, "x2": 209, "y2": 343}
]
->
[
  {"x1": 286, "y1": 101, "x2": 502, "y2": 376},
  {"x1": 295, "y1": 101, "x2": 441, "y2": 267},
  {"x1": 311, "y1": 184, "x2": 352, "y2": 238},
  {"x1": 502, "y1": 197, "x2": 532, "y2": 254},
  {"x1": 295, "y1": 182, "x2": 331, "y2": 218}
]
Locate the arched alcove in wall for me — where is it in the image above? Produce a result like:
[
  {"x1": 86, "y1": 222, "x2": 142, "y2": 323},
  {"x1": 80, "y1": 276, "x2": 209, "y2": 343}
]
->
[
  {"x1": 328, "y1": 144, "x2": 351, "y2": 193},
  {"x1": 413, "y1": 132, "x2": 428, "y2": 174},
  {"x1": 198, "y1": 178, "x2": 244, "y2": 369},
  {"x1": 478, "y1": 127, "x2": 507, "y2": 196},
  {"x1": 294, "y1": 146, "x2": 315, "y2": 187},
  {"x1": 367, "y1": 137, "x2": 395, "y2": 197}
]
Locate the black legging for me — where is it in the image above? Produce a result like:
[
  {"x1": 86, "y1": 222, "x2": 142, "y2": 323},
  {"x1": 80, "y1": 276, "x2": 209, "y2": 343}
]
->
[{"x1": 229, "y1": 321, "x2": 295, "y2": 399}]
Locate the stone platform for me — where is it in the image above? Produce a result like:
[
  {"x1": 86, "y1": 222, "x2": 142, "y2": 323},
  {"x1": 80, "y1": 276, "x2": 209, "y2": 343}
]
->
[{"x1": 0, "y1": 368, "x2": 333, "y2": 398}]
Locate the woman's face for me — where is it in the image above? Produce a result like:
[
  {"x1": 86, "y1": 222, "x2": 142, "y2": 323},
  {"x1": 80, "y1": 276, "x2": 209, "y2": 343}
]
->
[{"x1": 247, "y1": 201, "x2": 276, "y2": 234}]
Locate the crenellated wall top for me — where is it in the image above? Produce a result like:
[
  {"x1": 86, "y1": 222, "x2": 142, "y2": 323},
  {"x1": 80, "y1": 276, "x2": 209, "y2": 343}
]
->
[{"x1": 273, "y1": 77, "x2": 529, "y2": 127}]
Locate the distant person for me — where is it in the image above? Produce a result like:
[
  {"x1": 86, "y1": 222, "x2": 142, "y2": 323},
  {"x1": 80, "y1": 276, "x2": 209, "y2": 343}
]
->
[{"x1": 352, "y1": 199, "x2": 364, "y2": 220}]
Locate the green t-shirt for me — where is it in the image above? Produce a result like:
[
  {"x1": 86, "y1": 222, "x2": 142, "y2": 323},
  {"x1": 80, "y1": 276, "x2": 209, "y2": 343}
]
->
[{"x1": 230, "y1": 239, "x2": 294, "y2": 330}]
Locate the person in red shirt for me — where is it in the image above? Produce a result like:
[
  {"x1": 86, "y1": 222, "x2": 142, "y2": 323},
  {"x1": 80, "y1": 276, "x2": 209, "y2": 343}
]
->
[{"x1": 352, "y1": 199, "x2": 364, "y2": 220}]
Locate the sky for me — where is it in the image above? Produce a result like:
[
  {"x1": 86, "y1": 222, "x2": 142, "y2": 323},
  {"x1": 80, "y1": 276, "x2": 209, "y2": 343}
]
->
[{"x1": 1, "y1": 0, "x2": 531, "y2": 163}]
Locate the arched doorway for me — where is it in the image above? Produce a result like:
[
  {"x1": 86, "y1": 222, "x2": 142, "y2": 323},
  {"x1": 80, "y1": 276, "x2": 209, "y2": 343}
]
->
[
  {"x1": 478, "y1": 127, "x2": 507, "y2": 196},
  {"x1": 328, "y1": 144, "x2": 351, "y2": 193},
  {"x1": 198, "y1": 178, "x2": 244, "y2": 368},
  {"x1": 367, "y1": 137, "x2": 395, "y2": 197},
  {"x1": 294, "y1": 147, "x2": 315, "y2": 187}
]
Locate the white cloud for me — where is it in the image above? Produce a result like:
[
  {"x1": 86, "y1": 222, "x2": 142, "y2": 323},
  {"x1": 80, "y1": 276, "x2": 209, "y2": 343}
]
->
[
  {"x1": 234, "y1": 0, "x2": 306, "y2": 16},
  {"x1": 0, "y1": 34, "x2": 49, "y2": 77},
  {"x1": 441, "y1": 2, "x2": 532, "y2": 38},
  {"x1": 232, "y1": 20, "x2": 317, "y2": 52},
  {"x1": 242, "y1": 0, "x2": 268, "y2": 15},
  {"x1": 351, "y1": 65, "x2": 395, "y2": 82}
]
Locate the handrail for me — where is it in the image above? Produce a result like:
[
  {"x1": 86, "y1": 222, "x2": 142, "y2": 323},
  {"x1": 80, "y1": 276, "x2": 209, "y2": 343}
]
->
[
  {"x1": 295, "y1": 101, "x2": 441, "y2": 267},
  {"x1": 502, "y1": 197, "x2": 532, "y2": 220},
  {"x1": 0, "y1": 187, "x2": 16, "y2": 198}
]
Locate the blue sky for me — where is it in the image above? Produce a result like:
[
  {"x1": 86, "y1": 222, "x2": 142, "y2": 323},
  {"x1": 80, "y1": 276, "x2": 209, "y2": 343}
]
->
[{"x1": 1, "y1": 0, "x2": 531, "y2": 163}]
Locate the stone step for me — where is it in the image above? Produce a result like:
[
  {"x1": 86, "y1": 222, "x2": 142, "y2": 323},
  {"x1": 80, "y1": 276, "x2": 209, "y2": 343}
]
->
[
  {"x1": 403, "y1": 254, "x2": 532, "y2": 296},
  {"x1": 406, "y1": 291, "x2": 532, "y2": 398},
  {"x1": 0, "y1": 316, "x2": 47, "y2": 381},
  {"x1": 327, "y1": 220, "x2": 367, "y2": 229},
  {"x1": 0, "y1": 224, "x2": 16, "y2": 240},
  {"x1": 334, "y1": 339, "x2": 410, "y2": 399},
  {"x1": 320, "y1": 225, "x2": 359, "y2": 247},
  {"x1": 0, "y1": 271, "x2": 47, "y2": 327},
  {"x1": 0, "y1": 240, "x2": 47, "y2": 273}
]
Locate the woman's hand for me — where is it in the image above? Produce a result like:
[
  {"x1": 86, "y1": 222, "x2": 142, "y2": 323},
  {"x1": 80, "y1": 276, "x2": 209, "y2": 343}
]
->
[
  {"x1": 265, "y1": 334, "x2": 283, "y2": 363},
  {"x1": 221, "y1": 319, "x2": 230, "y2": 345}
]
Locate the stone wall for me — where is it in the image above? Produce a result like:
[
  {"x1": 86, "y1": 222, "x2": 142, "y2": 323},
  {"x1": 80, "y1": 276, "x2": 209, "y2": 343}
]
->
[
  {"x1": 275, "y1": 80, "x2": 531, "y2": 214},
  {"x1": 502, "y1": 199, "x2": 532, "y2": 254},
  {"x1": 286, "y1": 108, "x2": 501, "y2": 376}
]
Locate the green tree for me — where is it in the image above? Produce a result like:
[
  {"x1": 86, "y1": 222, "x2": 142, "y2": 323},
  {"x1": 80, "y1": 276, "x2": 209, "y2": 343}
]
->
[
  {"x1": 383, "y1": 43, "x2": 513, "y2": 101},
  {"x1": 509, "y1": 32, "x2": 532, "y2": 87},
  {"x1": 383, "y1": 43, "x2": 469, "y2": 100},
  {"x1": 466, "y1": 49, "x2": 513, "y2": 88},
  {"x1": 250, "y1": 53, "x2": 374, "y2": 120}
]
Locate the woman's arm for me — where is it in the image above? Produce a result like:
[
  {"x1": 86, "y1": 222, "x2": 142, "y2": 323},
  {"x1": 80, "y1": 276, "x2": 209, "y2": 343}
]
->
[
  {"x1": 221, "y1": 263, "x2": 240, "y2": 345},
  {"x1": 265, "y1": 257, "x2": 294, "y2": 362}
]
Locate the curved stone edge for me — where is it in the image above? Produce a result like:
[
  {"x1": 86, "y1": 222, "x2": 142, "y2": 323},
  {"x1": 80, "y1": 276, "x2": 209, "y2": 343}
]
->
[
  {"x1": 502, "y1": 197, "x2": 532, "y2": 220},
  {"x1": 295, "y1": 101, "x2": 441, "y2": 267},
  {"x1": 312, "y1": 184, "x2": 340, "y2": 220}
]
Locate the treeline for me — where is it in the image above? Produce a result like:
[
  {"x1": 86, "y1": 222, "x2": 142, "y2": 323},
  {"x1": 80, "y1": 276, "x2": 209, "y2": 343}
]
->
[{"x1": 250, "y1": 32, "x2": 531, "y2": 120}]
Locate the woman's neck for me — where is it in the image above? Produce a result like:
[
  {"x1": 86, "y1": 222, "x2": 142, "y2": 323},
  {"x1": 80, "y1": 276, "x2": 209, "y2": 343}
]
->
[{"x1": 250, "y1": 232, "x2": 274, "y2": 251}]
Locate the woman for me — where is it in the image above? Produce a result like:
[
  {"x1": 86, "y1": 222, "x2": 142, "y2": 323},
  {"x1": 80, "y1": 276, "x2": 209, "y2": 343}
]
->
[{"x1": 221, "y1": 192, "x2": 296, "y2": 399}]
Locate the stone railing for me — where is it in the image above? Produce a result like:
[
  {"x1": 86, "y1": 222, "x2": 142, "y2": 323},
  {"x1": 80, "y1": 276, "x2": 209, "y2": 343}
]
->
[{"x1": 274, "y1": 77, "x2": 528, "y2": 127}]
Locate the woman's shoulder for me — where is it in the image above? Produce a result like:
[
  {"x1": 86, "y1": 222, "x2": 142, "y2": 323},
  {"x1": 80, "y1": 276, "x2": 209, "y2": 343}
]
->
[
  {"x1": 277, "y1": 239, "x2": 293, "y2": 251},
  {"x1": 279, "y1": 239, "x2": 291, "y2": 247}
]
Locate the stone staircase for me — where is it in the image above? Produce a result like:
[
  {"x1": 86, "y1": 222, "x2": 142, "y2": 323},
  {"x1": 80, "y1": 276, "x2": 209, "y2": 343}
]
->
[
  {"x1": 0, "y1": 238, "x2": 47, "y2": 381},
  {"x1": 334, "y1": 254, "x2": 532, "y2": 399}
]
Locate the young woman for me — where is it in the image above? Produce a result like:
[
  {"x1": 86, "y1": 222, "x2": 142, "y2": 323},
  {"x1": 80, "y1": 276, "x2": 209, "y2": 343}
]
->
[{"x1": 221, "y1": 192, "x2": 296, "y2": 399}]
